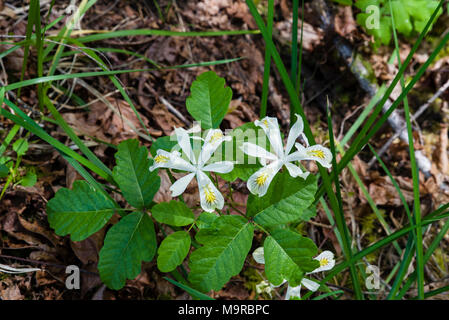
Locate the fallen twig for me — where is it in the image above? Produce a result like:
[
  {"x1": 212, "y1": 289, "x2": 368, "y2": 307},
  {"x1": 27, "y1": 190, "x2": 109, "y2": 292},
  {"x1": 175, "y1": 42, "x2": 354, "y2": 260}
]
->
[{"x1": 368, "y1": 78, "x2": 449, "y2": 167}]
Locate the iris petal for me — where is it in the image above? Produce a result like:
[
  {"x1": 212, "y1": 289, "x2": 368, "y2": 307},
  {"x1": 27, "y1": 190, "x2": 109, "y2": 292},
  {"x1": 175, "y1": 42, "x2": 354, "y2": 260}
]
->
[
  {"x1": 246, "y1": 160, "x2": 282, "y2": 197},
  {"x1": 241, "y1": 142, "x2": 278, "y2": 161},
  {"x1": 169, "y1": 172, "x2": 195, "y2": 197},
  {"x1": 255, "y1": 117, "x2": 284, "y2": 158},
  {"x1": 175, "y1": 127, "x2": 197, "y2": 164},
  {"x1": 285, "y1": 114, "x2": 304, "y2": 155},
  {"x1": 252, "y1": 247, "x2": 265, "y2": 264},
  {"x1": 198, "y1": 129, "x2": 230, "y2": 166},
  {"x1": 197, "y1": 170, "x2": 224, "y2": 212},
  {"x1": 289, "y1": 143, "x2": 333, "y2": 168},
  {"x1": 202, "y1": 161, "x2": 234, "y2": 173},
  {"x1": 285, "y1": 285, "x2": 302, "y2": 300},
  {"x1": 301, "y1": 278, "x2": 320, "y2": 292}
]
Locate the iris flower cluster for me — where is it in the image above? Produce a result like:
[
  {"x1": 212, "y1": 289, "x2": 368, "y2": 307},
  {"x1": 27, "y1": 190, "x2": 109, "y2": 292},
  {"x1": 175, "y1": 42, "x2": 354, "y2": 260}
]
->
[{"x1": 150, "y1": 114, "x2": 332, "y2": 212}]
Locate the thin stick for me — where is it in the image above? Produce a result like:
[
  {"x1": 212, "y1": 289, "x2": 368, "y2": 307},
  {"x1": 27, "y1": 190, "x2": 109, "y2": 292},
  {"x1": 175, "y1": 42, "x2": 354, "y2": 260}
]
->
[
  {"x1": 368, "y1": 78, "x2": 449, "y2": 166},
  {"x1": 0, "y1": 254, "x2": 98, "y2": 275}
]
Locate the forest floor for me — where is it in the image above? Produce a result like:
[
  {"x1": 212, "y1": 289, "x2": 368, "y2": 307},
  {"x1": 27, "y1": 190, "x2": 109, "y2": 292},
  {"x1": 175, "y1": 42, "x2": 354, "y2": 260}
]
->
[{"x1": 0, "y1": 0, "x2": 449, "y2": 300}]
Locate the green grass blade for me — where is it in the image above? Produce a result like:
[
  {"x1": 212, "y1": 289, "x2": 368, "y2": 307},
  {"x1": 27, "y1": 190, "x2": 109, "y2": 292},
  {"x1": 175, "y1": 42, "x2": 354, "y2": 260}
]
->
[
  {"x1": 418, "y1": 285, "x2": 449, "y2": 299},
  {"x1": 260, "y1": 0, "x2": 274, "y2": 118},
  {"x1": 369, "y1": 143, "x2": 418, "y2": 299},
  {"x1": 302, "y1": 205, "x2": 449, "y2": 300},
  {"x1": 1, "y1": 99, "x2": 110, "y2": 180},
  {"x1": 61, "y1": 153, "x2": 111, "y2": 200},
  {"x1": 291, "y1": 0, "x2": 299, "y2": 90},
  {"x1": 74, "y1": 29, "x2": 260, "y2": 43},
  {"x1": 340, "y1": 85, "x2": 386, "y2": 147},
  {"x1": 388, "y1": 0, "x2": 424, "y2": 299},
  {"x1": 296, "y1": 0, "x2": 305, "y2": 93},
  {"x1": 395, "y1": 218, "x2": 449, "y2": 299},
  {"x1": 387, "y1": 235, "x2": 415, "y2": 299},
  {"x1": 163, "y1": 277, "x2": 214, "y2": 300},
  {"x1": 17, "y1": 0, "x2": 37, "y2": 99},
  {"x1": 29, "y1": 0, "x2": 45, "y2": 111},
  {"x1": 339, "y1": 144, "x2": 402, "y2": 254},
  {"x1": 326, "y1": 102, "x2": 363, "y2": 299},
  {"x1": 312, "y1": 290, "x2": 344, "y2": 300},
  {"x1": 315, "y1": 5, "x2": 449, "y2": 202},
  {"x1": 246, "y1": 0, "x2": 309, "y2": 138},
  {"x1": 43, "y1": 96, "x2": 113, "y2": 180},
  {"x1": 0, "y1": 125, "x2": 20, "y2": 157},
  {"x1": 44, "y1": 0, "x2": 97, "y2": 75}
]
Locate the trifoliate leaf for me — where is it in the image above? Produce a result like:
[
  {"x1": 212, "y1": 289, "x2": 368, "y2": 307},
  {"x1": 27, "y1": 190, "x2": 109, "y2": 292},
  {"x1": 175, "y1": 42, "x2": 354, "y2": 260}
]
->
[
  {"x1": 47, "y1": 180, "x2": 117, "y2": 241},
  {"x1": 247, "y1": 171, "x2": 317, "y2": 227},
  {"x1": 151, "y1": 200, "x2": 195, "y2": 227},
  {"x1": 98, "y1": 211, "x2": 157, "y2": 290},
  {"x1": 218, "y1": 164, "x2": 260, "y2": 182},
  {"x1": 112, "y1": 139, "x2": 160, "y2": 209},
  {"x1": 216, "y1": 122, "x2": 264, "y2": 182},
  {"x1": 157, "y1": 231, "x2": 191, "y2": 272},
  {"x1": 196, "y1": 211, "x2": 218, "y2": 230},
  {"x1": 186, "y1": 71, "x2": 232, "y2": 129},
  {"x1": 264, "y1": 229, "x2": 319, "y2": 287},
  {"x1": 188, "y1": 215, "x2": 254, "y2": 292}
]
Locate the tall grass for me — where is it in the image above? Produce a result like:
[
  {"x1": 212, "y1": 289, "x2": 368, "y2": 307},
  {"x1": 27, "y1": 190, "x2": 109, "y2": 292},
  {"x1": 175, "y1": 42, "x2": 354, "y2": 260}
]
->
[
  {"x1": 1, "y1": 0, "x2": 449, "y2": 300},
  {"x1": 246, "y1": 0, "x2": 449, "y2": 300}
]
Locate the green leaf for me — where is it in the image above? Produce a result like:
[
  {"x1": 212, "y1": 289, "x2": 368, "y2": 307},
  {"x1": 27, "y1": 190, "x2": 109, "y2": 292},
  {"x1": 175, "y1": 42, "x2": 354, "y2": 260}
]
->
[
  {"x1": 218, "y1": 164, "x2": 260, "y2": 182},
  {"x1": 186, "y1": 71, "x2": 232, "y2": 129},
  {"x1": 112, "y1": 139, "x2": 160, "y2": 209},
  {"x1": 264, "y1": 229, "x2": 319, "y2": 286},
  {"x1": 98, "y1": 211, "x2": 157, "y2": 290},
  {"x1": 404, "y1": 0, "x2": 441, "y2": 22},
  {"x1": 215, "y1": 122, "x2": 264, "y2": 182},
  {"x1": 196, "y1": 211, "x2": 218, "y2": 230},
  {"x1": 13, "y1": 138, "x2": 28, "y2": 156},
  {"x1": 47, "y1": 180, "x2": 117, "y2": 241},
  {"x1": 391, "y1": 1, "x2": 412, "y2": 36},
  {"x1": 150, "y1": 136, "x2": 177, "y2": 157},
  {"x1": 354, "y1": 0, "x2": 379, "y2": 10},
  {"x1": 377, "y1": 16, "x2": 392, "y2": 45},
  {"x1": 152, "y1": 200, "x2": 195, "y2": 226},
  {"x1": 188, "y1": 215, "x2": 254, "y2": 292},
  {"x1": 247, "y1": 171, "x2": 317, "y2": 227},
  {"x1": 157, "y1": 231, "x2": 191, "y2": 272},
  {"x1": 18, "y1": 169, "x2": 36, "y2": 187},
  {"x1": 0, "y1": 164, "x2": 9, "y2": 178},
  {"x1": 0, "y1": 156, "x2": 11, "y2": 165}
]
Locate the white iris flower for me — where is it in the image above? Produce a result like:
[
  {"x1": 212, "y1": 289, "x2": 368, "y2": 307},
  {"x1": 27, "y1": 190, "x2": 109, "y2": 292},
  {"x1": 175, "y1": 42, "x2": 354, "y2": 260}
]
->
[
  {"x1": 241, "y1": 114, "x2": 332, "y2": 197},
  {"x1": 252, "y1": 247, "x2": 335, "y2": 300},
  {"x1": 150, "y1": 127, "x2": 234, "y2": 213}
]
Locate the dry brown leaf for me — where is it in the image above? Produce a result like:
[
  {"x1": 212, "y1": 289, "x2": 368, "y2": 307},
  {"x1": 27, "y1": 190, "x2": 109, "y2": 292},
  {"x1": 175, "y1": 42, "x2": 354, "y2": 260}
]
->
[
  {"x1": 368, "y1": 176, "x2": 415, "y2": 206},
  {"x1": 62, "y1": 97, "x2": 154, "y2": 144},
  {"x1": 1, "y1": 284, "x2": 24, "y2": 300},
  {"x1": 275, "y1": 19, "x2": 324, "y2": 52},
  {"x1": 150, "y1": 103, "x2": 184, "y2": 136},
  {"x1": 224, "y1": 99, "x2": 258, "y2": 128},
  {"x1": 334, "y1": 6, "x2": 357, "y2": 39},
  {"x1": 17, "y1": 216, "x2": 60, "y2": 247},
  {"x1": 153, "y1": 170, "x2": 173, "y2": 204}
]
